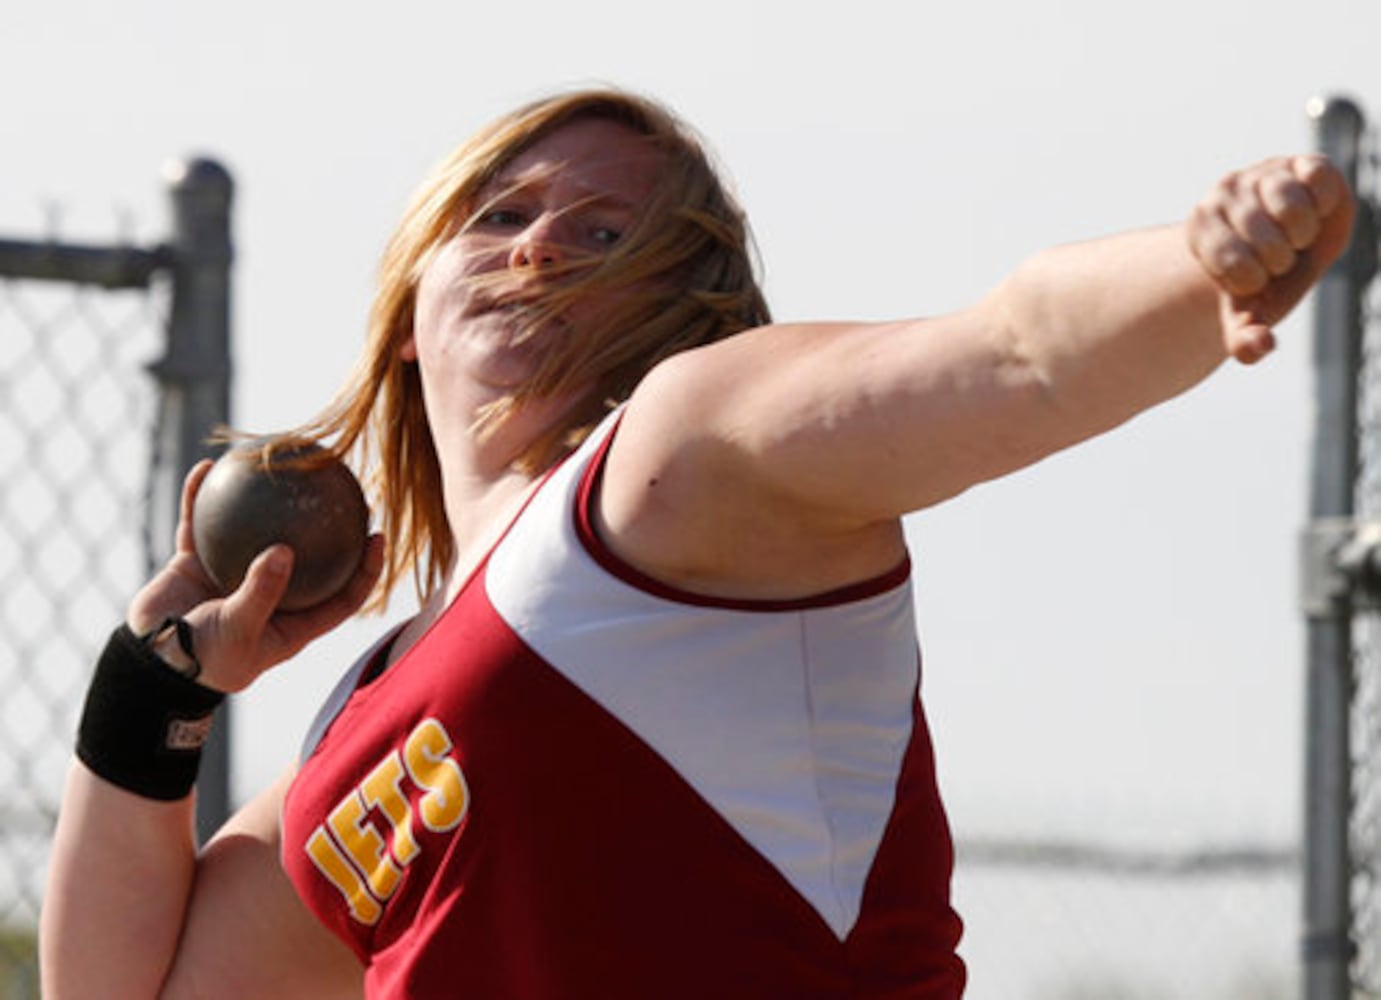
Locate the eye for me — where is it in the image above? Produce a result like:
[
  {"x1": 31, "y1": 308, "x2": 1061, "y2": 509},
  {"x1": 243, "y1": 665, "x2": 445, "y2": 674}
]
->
[
  {"x1": 590, "y1": 225, "x2": 623, "y2": 247},
  {"x1": 478, "y1": 207, "x2": 527, "y2": 229}
]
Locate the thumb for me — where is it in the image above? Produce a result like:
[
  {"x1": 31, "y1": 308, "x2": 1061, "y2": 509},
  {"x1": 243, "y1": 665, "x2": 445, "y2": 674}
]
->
[
  {"x1": 224, "y1": 544, "x2": 295, "y2": 625},
  {"x1": 185, "y1": 545, "x2": 296, "y2": 693},
  {"x1": 1221, "y1": 246, "x2": 1325, "y2": 364},
  {"x1": 1225, "y1": 319, "x2": 1277, "y2": 366}
]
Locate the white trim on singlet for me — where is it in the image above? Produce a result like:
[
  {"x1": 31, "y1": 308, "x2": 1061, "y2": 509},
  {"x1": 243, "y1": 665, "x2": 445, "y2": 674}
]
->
[
  {"x1": 486, "y1": 410, "x2": 919, "y2": 939},
  {"x1": 298, "y1": 624, "x2": 405, "y2": 762}
]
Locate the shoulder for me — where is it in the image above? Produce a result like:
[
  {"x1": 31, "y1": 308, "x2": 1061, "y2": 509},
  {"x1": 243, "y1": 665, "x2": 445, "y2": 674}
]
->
[{"x1": 594, "y1": 328, "x2": 908, "y2": 601}]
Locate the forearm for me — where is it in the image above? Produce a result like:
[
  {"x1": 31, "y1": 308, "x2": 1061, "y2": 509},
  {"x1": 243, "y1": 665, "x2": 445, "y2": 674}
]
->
[
  {"x1": 41, "y1": 763, "x2": 198, "y2": 999},
  {"x1": 990, "y1": 223, "x2": 1228, "y2": 438}
]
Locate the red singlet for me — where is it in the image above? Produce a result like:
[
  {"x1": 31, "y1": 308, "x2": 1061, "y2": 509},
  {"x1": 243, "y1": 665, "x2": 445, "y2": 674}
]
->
[{"x1": 282, "y1": 411, "x2": 966, "y2": 998}]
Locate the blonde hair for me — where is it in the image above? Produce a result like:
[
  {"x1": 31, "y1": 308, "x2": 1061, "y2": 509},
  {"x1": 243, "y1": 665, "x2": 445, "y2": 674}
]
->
[{"x1": 299, "y1": 87, "x2": 770, "y2": 611}]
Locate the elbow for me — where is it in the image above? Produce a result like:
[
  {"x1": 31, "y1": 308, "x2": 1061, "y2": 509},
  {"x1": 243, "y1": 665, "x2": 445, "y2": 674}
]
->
[{"x1": 981, "y1": 266, "x2": 1064, "y2": 416}]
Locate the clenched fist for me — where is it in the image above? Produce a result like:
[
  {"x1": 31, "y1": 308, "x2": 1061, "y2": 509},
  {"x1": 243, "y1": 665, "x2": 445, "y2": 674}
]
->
[{"x1": 1188, "y1": 154, "x2": 1355, "y2": 364}]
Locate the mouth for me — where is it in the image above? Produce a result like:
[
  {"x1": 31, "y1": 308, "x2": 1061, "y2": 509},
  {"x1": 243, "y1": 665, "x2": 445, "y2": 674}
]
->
[
  {"x1": 472, "y1": 296, "x2": 572, "y2": 347},
  {"x1": 475, "y1": 289, "x2": 538, "y2": 317}
]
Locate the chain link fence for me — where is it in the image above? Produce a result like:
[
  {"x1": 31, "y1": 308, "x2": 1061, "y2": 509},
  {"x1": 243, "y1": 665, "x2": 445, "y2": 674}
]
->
[
  {"x1": 1353, "y1": 611, "x2": 1381, "y2": 1000},
  {"x1": 0, "y1": 160, "x2": 233, "y2": 999},
  {"x1": 951, "y1": 824, "x2": 1299, "y2": 998},
  {"x1": 0, "y1": 275, "x2": 162, "y2": 998},
  {"x1": 1301, "y1": 94, "x2": 1381, "y2": 1000},
  {"x1": 1350, "y1": 122, "x2": 1381, "y2": 999}
]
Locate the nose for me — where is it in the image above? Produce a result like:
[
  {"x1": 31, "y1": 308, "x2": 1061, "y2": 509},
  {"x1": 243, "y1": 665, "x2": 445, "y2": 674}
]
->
[{"x1": 507, "y1": 214, "x2": 565, "y2": 271}]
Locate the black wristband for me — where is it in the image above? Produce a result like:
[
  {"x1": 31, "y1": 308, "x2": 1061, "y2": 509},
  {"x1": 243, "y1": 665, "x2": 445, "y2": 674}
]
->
[
  {"x1": 76, "y1": 624, "x2": 226, "y2": 801},
  {"x1": 150, "y1": 615, "x2": 203, "y2": 680}
]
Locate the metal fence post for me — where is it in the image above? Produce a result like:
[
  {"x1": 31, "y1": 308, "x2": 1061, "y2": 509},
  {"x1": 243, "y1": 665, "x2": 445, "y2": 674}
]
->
[
  {"x1": 151, "y1": 157, "x2": 234, "y2": 842},
  {"x1": 1302, "y1": 94, "x2": 1372, "y2": 1000}
]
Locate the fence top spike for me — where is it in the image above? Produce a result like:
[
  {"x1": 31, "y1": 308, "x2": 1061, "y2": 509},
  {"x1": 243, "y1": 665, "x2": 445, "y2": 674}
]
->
[
  {"x1": 161, "y1": 158, "x2": 233, "y2": 197},
  {"x1": 1307, "y1": 93, "x2": 1366, "y2": 129}
]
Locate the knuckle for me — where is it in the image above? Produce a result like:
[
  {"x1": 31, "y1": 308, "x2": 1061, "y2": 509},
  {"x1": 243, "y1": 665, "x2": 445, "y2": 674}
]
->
[
  {"x1": 1217, "y1": 243, "x2": 1267, "y2": 294},
  {"x1": 1265, "y1": 244, "x2": 1298, "y2": 277}
]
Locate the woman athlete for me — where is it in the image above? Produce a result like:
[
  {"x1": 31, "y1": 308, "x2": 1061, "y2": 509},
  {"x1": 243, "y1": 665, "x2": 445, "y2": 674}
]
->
[{"x1": 42, "y1": 88, "x2": 1353, "y2": 998}]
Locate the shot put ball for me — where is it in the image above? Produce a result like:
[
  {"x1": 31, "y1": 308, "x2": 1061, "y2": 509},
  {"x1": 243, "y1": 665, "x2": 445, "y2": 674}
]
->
[{"x1": 192, "y1": 439, "x2": 369, "y2": 611}]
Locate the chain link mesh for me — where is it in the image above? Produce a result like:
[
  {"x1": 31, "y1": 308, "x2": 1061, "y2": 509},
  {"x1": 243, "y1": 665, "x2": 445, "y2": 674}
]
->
[
  {"x1": 1353, "y1": 117, "x2": 1381, "y2": 993},
  {"x1": 0, "y1": 272, "x2": 165, "y2": 999},
  {"x1": 1354, "y1": 598, "x2": 1381, "y2": 999},
  {"x1": 957, "y1": 858, "x2": 1297, "y2": 1000}
]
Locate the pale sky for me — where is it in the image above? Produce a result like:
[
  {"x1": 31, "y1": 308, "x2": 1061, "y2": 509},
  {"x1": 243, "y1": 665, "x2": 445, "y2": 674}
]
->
[{"x1": 7, "y1": 1, "x2": 1381, "y2": 994}]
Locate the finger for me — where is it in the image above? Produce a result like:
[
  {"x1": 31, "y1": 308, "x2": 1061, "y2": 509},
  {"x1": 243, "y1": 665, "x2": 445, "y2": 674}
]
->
[
  {"x1": 277, "y1": 534, "x2": 385, "y2": 637},
  {"x1": 344, "y1": 533, "x2": 386, "y2": 606},
  {"x1": 1190, "y1": 201, "x2": 1271, "y2": 297},
  {"x1": 1293, "y1": 154, "x2": 1346, "y2": 218},
  {"x1": 1304, "y1": 163, "x2": 1358, "y2": 271},
  {"x1": 175, "y1": 459, "x2": 216, "y2": 554},
  {"x1": 1226, "y1": 322, "x2": 1277, "y2": 366},
  {"x1": 1225, "y1": 194, "x2": 1297, "y2": 277},
  {"x1": 223, "y1": 544, "x2": 295, "y2": 628},
  {"x1": 1258, "y1": 168, "x2": 1322, "y2": 250}
]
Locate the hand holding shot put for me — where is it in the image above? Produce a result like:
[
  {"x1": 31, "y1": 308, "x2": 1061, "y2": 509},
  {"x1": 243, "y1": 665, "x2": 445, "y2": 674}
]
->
[
  {"x1": 194, "y1": 440, "x2": 372, "y2": 610},
  {"x1": 127, "y1": 444, "x2": 383, "y2": 694},
  {"x1": 42, "y1": 89, "x2": 1355, "y2": 1000}
]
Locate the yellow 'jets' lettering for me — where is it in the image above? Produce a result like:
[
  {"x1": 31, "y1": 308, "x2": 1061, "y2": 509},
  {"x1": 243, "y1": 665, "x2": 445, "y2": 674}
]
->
[
  {"x1": 305, "y1": 717, "x2": 470, "y2": 926},
  {"x1": 306, "y1": 827, "x2": 382, "y2": 926},
  {"x1": 328, "y1": 790, "x2": 403, "y2": 903},
  {"x1": 361, "y1": 752, "x2": 422, "y2": 866},
  {"x1": 404, "y1": 718, "x2": 470, "y2": 833}
]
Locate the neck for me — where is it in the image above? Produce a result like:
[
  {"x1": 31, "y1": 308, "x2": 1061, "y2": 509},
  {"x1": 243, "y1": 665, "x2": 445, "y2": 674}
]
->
[
  {"x1": 407, "y1": 468, "x2": 538, "y2": 637},
  {"x1": 426, "y1": 393, "x2": 576, "y2": 608}
]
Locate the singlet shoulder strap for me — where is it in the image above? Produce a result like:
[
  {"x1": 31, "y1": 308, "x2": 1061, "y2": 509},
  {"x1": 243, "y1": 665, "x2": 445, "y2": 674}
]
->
[{"x1": 297, "y1": 622, "x2": 406, "y2": 762}]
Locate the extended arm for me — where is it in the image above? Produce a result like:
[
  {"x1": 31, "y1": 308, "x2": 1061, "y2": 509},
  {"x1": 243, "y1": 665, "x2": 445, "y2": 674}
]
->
[{"x1": 599, "y1": 156, "x2": 1354, "y2": 594}]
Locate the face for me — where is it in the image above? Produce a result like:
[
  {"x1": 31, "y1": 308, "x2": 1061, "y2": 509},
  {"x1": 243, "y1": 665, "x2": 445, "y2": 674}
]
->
[{"x1": 405, "y1": 118, "x2": 665, "y2": 400}]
